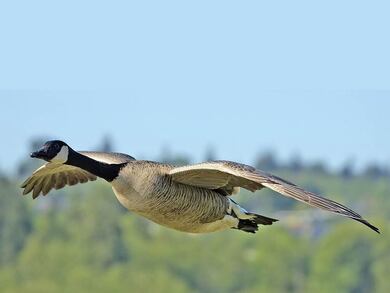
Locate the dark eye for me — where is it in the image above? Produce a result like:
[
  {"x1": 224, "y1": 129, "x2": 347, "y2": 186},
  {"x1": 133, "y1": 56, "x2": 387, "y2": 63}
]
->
[{"x1": 54, "y1": 144, "x2": 60, "y2": 150}]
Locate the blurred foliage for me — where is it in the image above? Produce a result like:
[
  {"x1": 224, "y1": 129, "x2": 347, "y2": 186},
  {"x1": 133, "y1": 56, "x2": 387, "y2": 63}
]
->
[{"x1": 0, "y1": 147, "x2": 389, "y2": 292}]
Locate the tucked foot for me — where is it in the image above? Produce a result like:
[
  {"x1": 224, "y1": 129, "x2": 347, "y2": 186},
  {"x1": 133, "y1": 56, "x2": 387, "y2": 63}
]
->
[
  {"x1": 228, "y1": 199, "x2": 278, "y2": 234},
  {"x1": 235, "y1": 213, "x2": 278, "y2": 233}
]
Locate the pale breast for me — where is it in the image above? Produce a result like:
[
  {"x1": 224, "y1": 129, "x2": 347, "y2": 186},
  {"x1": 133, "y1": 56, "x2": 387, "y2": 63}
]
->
[{"x1": 111, "y1": 172, "x2": 157, "y2": 214}]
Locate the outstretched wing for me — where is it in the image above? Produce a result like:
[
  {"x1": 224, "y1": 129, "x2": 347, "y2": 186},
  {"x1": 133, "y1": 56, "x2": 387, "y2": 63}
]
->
[
  {"x1": 21, "y1": 152, "x2": 134, "y2": 199},
  {"x1": 169, "y1": 160, "x2": 379, "y2": 233}
]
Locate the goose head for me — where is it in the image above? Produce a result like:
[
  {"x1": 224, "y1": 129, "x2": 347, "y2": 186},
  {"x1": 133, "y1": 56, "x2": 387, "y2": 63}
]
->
[{"x1": 31, "y1": 140, "x2": 70, "y2": 163}]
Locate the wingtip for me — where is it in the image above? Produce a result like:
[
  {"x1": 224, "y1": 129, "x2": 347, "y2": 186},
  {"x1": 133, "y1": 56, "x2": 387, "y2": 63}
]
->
[
  {"x1": 22, "y1": 188, "x2": 39, "y2": 199},
  {"x1": 32, "y1": 193, "x2": 40, "y2": 200},
  {"x1": 20, "y1": 180, "x2": 28, "y2": 189},
  {"x1": 22, "y1": 186, "x2": 33, "y2": 196},
  {"x1": 356, "y1": 218, "x2": 380, "y2": 234},
  {"x1": 372, "y1": 225, "x2": 380, "y2": 234},
  {"x1": 21, "y1": 178, "x2": 32, "y2": 194}
]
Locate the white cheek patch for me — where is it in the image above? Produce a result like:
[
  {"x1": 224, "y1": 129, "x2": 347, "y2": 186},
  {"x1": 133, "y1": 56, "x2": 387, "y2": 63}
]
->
[{"x1": 51, "y1": 146, "x2": 69, "y2": 163}]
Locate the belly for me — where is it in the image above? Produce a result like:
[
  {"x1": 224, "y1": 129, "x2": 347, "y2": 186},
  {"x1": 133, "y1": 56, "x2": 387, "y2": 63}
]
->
[
  {"x1": 111, "y1": 180, "x2": 233, "y2": 233},
  {"x1": 126, "y1": 211, "x2": 237, "y2": 233},
  {"x1": 167, "y1": 215, "x2": 238, "y2": 233}
]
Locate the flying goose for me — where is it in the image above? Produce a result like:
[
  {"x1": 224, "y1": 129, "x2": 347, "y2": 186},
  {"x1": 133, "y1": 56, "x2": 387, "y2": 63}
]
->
[{"x1": 21, "y1": 140, "x2": 379, "y2": 234}]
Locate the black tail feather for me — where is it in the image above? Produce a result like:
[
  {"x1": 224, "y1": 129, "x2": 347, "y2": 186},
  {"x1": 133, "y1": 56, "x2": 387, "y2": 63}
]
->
[
  {"x1": 235, "y1": 213, "x2": 278, "y2": 234},
  {"x1": 251, "y1": 213, "x2": 279, "y2": 225}
]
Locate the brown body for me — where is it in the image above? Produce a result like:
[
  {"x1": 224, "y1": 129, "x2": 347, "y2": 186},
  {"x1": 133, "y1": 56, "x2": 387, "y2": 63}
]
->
[{"x1": 112, "y1": 161, "x2": 232, "y2": 233}]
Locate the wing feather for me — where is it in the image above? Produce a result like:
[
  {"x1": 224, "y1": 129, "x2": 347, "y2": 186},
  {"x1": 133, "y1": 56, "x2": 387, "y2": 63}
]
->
[
  {"x1": 21, "y1": 151, "x2": 133, "y2": 198},
  {"x1": 170, "y1": 160, "x2": 379, "y2": 233},
  {"x1": 41, "y1": 176, "x2": 52, "y2": 196}
]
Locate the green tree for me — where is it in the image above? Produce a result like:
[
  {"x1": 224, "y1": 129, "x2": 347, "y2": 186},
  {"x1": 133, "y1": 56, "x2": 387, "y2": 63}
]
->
[
  {"x1": 0, "y1": 181, "x2": 32, "y2": 266},
  {"x1": 307, "y1": 223, "x2": 379, "y2": 293}
]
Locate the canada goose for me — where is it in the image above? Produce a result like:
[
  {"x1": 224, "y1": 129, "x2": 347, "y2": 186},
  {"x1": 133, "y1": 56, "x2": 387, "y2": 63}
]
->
[{"x1": 21, "y1": 140, "x2": 379, "y2": 234}]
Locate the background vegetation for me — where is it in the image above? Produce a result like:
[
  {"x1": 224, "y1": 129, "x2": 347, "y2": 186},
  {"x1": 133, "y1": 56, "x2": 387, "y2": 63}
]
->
[{"x1": 0, "y1": 138, "x2": 389, "y2": 293}]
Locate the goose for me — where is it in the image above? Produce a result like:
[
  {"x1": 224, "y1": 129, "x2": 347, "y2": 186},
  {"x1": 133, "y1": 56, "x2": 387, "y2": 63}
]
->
[{"x1": 21, "y1": 140, "x2": 379, "y2": 234}]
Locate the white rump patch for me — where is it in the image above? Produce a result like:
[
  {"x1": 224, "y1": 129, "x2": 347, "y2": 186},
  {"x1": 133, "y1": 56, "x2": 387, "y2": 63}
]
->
[
  {"x1": 229, "y1": 198, "x2": 253, "y2": 220},
  {"x1": 51, "y1": 146, "x2": 69, "y2": 163}
]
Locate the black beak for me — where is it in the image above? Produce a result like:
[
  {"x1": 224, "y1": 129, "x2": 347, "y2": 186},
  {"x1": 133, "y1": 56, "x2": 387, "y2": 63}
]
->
[{"x1": 30, "y1": 150, "x2": 47, "y2": 159}]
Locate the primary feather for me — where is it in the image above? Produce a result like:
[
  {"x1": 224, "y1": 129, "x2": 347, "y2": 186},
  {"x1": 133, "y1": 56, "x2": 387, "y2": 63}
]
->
[{"x1": 170, "y1": 160, "x2": 380, "y2": 233}]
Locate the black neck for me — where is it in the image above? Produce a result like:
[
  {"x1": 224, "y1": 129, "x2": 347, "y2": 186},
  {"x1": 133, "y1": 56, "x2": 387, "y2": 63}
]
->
[{"x1": 66, "y1": 149, "x2": 125, "y2": 182}]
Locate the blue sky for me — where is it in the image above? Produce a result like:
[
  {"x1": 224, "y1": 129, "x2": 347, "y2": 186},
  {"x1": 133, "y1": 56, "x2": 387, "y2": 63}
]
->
[{"x1": 0, "y1": 1, "x2": 389, "y2": 172}]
